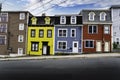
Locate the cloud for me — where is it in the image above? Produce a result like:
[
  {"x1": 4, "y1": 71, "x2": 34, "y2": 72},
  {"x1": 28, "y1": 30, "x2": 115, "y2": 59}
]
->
[{"x1": 2, "y1": 0, "x2": 120, "y2": 15}]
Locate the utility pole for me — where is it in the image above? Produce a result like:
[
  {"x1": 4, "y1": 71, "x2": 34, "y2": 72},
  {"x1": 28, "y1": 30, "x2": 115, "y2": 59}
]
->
[{"x1": 0, "y1": 3, "x2": 2, "y2": 13}]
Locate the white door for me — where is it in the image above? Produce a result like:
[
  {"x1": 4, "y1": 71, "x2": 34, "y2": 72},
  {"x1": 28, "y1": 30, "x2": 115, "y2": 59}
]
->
[
  {"x1": 96, "y1": 41, "x2": 102, "y2": 52},
  {"x1": 73, "y1": 41, "x2": 78, "y2": 53},
  {"x1": 18, "y1": 48, "x2": 23, "y2": 55},
  {"x1": 43, "y1": 46, "x2": 47, "y2": 55},
  {"x1": 104, "y1": 42, "x2": 110, "y2": 52}
]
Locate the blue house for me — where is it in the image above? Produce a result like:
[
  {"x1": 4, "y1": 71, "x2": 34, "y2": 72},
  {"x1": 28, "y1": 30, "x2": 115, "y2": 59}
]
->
[{"x1": 54, "y1": 14, "x2": 83, "y2": 54}]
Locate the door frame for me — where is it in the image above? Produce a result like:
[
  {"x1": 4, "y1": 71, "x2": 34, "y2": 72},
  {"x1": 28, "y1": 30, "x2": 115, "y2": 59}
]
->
[
  {"x1": 96, "y1": 41, "x2": 102, "y2": 52},
  {"x1": 104, "y1": 41, "x2": 110, "y2": 52},
  {"x1": 18, "y1": 48, "x2": 23, "y2": 55},
  {"x1": 72, "y1": 41, "x2": 79, "y2": 53}
]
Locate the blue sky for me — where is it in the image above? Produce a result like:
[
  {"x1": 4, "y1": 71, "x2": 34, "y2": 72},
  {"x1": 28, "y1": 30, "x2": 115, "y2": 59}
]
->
[{"x1": 1, "y1": 0, "x2": 120, "y2": 16}]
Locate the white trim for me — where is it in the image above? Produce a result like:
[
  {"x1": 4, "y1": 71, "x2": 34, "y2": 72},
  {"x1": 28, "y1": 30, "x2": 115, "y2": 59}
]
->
[
  {"x1": 71, "y1": 28, "x2": 76, "y2": 38},
  {"x1": 57, "y1": 41, "x2": 67, "y2": 50},
  {"x1": 55, "y1": 25, "x2": 83, "y2": 26},
  {"x1": 81, "y1": 26, "x2": 83, "y2": 53},
  {"x1": 104, "y1": 25, "x2": 110, "y2": 34},
  {"x1": 0, "y1": 24, "x2": 7, "y2": 33},
  {"x1": 100, "y1": 12, "x2": 107, "y2": 21},
  {"x1": 58, "y1": 28, "x2": 68, "y2": 37},
  {"x1": 88, "y1": 25, "x2": 98, "y2": 34},
  {"x1": 0, "y1": 13, "x2": 8, "y2": 22},
  {"x1": 83, "y1": 22, "x2": 112, "y2": 24},
  {"x1": 18, "y1": 48, "x2": 23, "y2": 55},
  {"x1": 84, "y1": 40, "x2": 94, "y2": 48},
  {"x1": 60, "y1": 16, "x2": 66, "y2": 24},
  {"x1": 19, "y1": 23, "x2": 24, "y2": 30},
  {"x1": 20, "y1": 13, "x2": 25, "y2": 20},
  {"x1": 18, "y1": 35, "x2": 24, "y2": 42},
  {"x1": 88, "y1": 12, "x2": 95, "y2": 21},
  {"x1": 71, "y1": 16, "x2": 76, "y2": 24}
]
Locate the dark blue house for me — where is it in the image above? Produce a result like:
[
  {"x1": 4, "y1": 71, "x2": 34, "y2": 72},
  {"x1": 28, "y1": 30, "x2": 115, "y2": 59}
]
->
[{"x1": 54, "y1": 14, "x2": 83, "y2": 54}]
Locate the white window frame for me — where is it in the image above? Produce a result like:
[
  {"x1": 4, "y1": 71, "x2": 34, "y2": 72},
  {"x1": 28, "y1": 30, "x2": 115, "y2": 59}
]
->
[
  {"x1": 71, "y1": 29, "x2": 76, "y2": 37},
  {"x1": 18, "y1": 35, "x2": 24, "y2": 42},
  {"x1": 104, "y1": 25, "x2": 110, "y2": 34},
  {"x1": 88, "y1": 12, "x2": 95, "y2": 21},
  {"x1": 60, "y1": 16, "x2": 66, "y2": 24},
  {"x1": 58, "y1": 28, "x2": 68, "y2": 37},
  {"x1": 71, "y1": 16, "x2": 76, "y2": 24},
  {"x1": 0, "y1": 24, "x2": 7, "y2": 33},
  {"x1": 88, "y1": 25, "x2": 98, "y2": 34},
  {"x1": 100, "y1": 12, "x2": 106, "y2": 21},
  {"x1": 57, "y1": 41, "x2": 67, "y2": 50},
  {"x1": 31, "y1": 42, "x2": 39, "y2": 51},
  {"x1": 20, "y1": 13, "x2": 25, "y2": 20},
  {"x1": 19, "y1": 23, "x2": 24, "y2": 30},
  {"x1": 0, "y1": 35, "x2": 6, "y2": 45},
  {"x1": 18, "y1": 48, "x2": 23, "y2": 55},
  {"x1": 84, "y1": 40, "x2": 94, "y2": 48}
]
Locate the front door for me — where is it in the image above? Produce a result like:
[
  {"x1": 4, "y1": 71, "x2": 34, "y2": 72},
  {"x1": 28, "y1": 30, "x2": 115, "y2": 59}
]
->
[
  {"x1": 18, "y1": 48, "x2": 23, "y2": 55},
  {"x1": 96, "y1": 41, "x2": 102, "y2": 52},
  {"x1": 43, "y1": 46, "x2": 47, "y2": 55},
  {"x1": 73, "y1": 41, "x2": 78, "y2": 53},
  {"x1": 104, "y1": 42, "x2": 110, "y2": 52}
]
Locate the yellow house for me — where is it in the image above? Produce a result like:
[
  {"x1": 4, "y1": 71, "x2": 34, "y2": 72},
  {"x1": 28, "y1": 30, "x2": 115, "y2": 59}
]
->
[{"x1": 27, "y1": 16, "x2": 54, "y2": 55}]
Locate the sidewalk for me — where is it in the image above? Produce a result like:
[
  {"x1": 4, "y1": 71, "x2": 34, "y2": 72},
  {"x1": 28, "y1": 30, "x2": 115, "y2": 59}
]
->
[{"x1": 0, "y1": 53, "x2": 120, "y2": 61}]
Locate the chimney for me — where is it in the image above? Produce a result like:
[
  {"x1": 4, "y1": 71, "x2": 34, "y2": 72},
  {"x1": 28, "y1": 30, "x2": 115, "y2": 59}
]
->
[{"x1": 42, "y1": 13, "x2": 46, "y2": 16}]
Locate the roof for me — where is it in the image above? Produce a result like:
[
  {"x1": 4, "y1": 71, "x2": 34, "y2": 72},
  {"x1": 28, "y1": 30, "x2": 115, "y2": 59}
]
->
[
  {"x1": 110, "y1": 5, "x2": 120, "y2": 9},
  {"x1": 1, "y1": 11, "x2": 30, "y2": 13}
]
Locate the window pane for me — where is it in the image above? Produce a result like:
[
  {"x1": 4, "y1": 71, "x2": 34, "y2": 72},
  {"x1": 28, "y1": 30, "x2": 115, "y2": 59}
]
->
[
  {"x1": 90, "y1": 41, "x2": 93, "y2": 47},
  {"x1": 39, "y1": 30, "x2": 44, "y2": 37},
  {"x1": 47, "y1": 30, "x2": 52, "y2": 38},
  {"x1": 93, "y1": 26, "x2": 97, "y2": 33},
  {"x1": 31, "y1": 30, "x2": 35, "y2": 37},
  {"x1": 89, "y1": 26, "x2": 92, "y2": 33},
  {"x1": 86, "y1": 41, "x2": 89, "y2": 47}
]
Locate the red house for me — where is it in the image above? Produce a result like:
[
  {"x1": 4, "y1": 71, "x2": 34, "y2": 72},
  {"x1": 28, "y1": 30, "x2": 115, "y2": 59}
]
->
[{"x1": 80, "y1": 10, "x2": 112, "y2": 53}]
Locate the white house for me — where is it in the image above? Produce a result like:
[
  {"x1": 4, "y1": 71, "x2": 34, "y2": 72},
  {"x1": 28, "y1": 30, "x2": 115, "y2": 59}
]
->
[{"x1": 110, "y1": 5, "x2": 120, "y2": 48}]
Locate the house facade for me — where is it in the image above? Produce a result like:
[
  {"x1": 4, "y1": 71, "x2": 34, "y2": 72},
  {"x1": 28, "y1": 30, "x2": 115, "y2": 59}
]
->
[
  {"x1": 54, "y1": 15, "x2": 83, "y2": 54},
  {"x1": 110, "y1": 5, "x2": 120, "y2": 48},
  {"x1": 0, "y1": 11, "x2": 30, "y2": 56},
  {"x1": 80, "y1": 10, "x2": 112, "y2": 53},
  {"x1": 27, "y1": 16, "x2": 54, "y2": 55}
]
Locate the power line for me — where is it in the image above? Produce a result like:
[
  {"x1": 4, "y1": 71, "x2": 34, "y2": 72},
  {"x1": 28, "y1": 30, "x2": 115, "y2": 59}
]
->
[
  {"x1": 34, "y1": 0, "x2": 68, "y2": 15},
  {"x1": 28, "y1": 0, "x2": 54, "y2": 12}
]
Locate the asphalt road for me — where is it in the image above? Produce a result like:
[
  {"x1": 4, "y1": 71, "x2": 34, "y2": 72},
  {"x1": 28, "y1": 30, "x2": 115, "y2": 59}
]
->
[{"x1": 0, "y1": 57, "x2": 120, "y2": 80}]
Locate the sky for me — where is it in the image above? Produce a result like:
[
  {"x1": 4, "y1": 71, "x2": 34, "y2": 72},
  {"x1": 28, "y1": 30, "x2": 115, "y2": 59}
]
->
[{"x1": 0, "y1": 0, "x2": 120, "y2": 16}]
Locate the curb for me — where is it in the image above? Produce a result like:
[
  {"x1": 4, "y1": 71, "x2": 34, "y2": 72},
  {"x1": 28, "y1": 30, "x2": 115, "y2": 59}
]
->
[{"x1": 0, "y1": 53, "x2": 120, "y2": 61}]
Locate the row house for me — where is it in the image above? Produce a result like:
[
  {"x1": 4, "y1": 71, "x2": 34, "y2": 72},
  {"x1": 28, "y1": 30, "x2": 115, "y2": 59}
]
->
[
  {"x1": 110, "y1": 5, "x2": 120, "y2": 48},
  {"x1": 54, "y1": 14, "x2": 83, "y2": 54},
  {"x1": 27, "y1": 16, "x2": 55, "y2": 55},
  {"x1": 80, "y1": 10, "x2": 112, "y2": 53},
  {"x1": 0, "y1": 11, "x2": 30, "y2": 56}
]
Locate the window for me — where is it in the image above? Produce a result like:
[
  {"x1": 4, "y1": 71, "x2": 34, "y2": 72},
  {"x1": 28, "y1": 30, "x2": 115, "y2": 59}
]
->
[
  {"x1": 0, "y1": 13, "x2": 8, "y2": 22},
  {"x1": 60, "y1": 16, "x2": 66, "y2": 24},
  {"x1": 31, "y1": 42, "x2": 39, "y2": 51},
  {"x1": 104, "y1": 25, "x2": 110, "y2": 34},
  {"x1": 20, "y1": 13, "x2": 25, "y2": 20},
  {"x1": 71, "y1": 29, "x2": 76, "y2": 37},
  {"x1": 19, "y1": 23, "x2": 24, "y2": 30},
  {"x1": 31, "y1": 30, "x2": 35, "y2": 37},
  {"x1": 71, "y1": 16, "x2": 76, "y2": 24},
  {"x1": 18, "y1": 35, "x2": 24, "y2": 42},
  {"x1": 47, "y1": 30, "x2": 52, "y2": 38},
  {"x1": 0, "y1": 24, "x2": 7, "y2": 33},
  {"x1": 45, "y1": 17, "x2": 51, "y2": 24},
  {"x1": 31, "y1": 17, "x2": 37, "y2": 25},
  {"x1": 58, "y1": 41, "x2": 67, "y2": 50},
  {"x1": 0, "y1": 35, "x2": 6, "y2": 45},
  {"x1": 85, "y1": 40, "x2": 94, "y2": 48},
  {"x1": 39, "y1": 30, "x2": 44, "y2": 37},
  {"x1": 116, "y1": 38, "x2": 119, "y2": 45},
  {"x1": 89, "y1": 12, "x2": 95, "y2": 21},
  {"x1": 58, "y1": 29, "x2": 67, "y2": 37},
  {"x1": 88, "y1": 25, "x2": 97, "y2": 34},
  {"x1": 100, "y1": 12, "x2": 106, "y2": 21}
]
